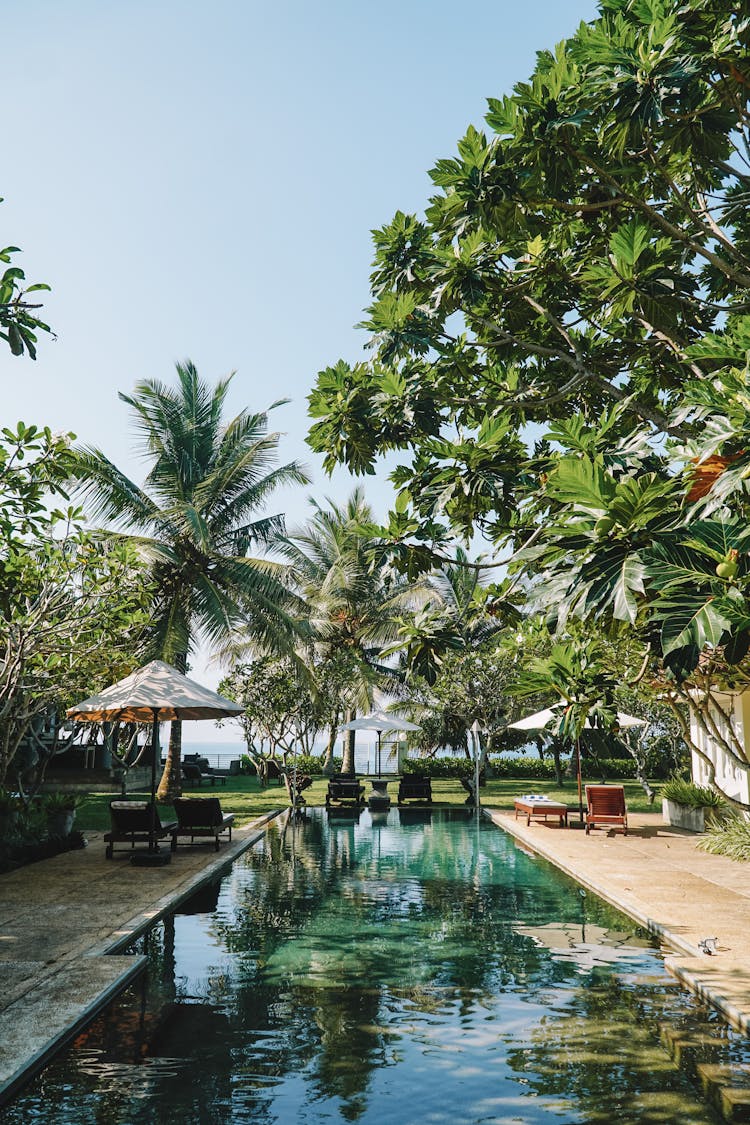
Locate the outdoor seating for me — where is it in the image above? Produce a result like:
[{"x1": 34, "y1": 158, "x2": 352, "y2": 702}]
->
[
  {"x1": 181, "y1": 759, "x2": 226, "y2": 787},
  {"x1": 172, "y1": 797, "x2": 235, "y2": 851},
  {"x1": 585, "y1": 784, "x2": 628, "y2": 835},
  {"x1": 104, "y1": 800, "x2": 178, "y2": 859},
  {"x1": 325, "y1": 774, "x2": 365, "y2": 807},
  {"x1": 397, "y1": 774, "x2": 432, "y2": 804},
  {"x1": 263, "y1": 758, "x2": 283, "y2": 786}
]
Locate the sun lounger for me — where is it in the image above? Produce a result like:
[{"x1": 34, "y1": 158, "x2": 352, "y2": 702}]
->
[
  {"x1": 104, "y1": 801, "x2": 177, "y2": 859},
  {"x1": 181, "y1": 761, "x2": 226, "y2": 787},
  {"x1": 325, "y1": 775, "x2": 365, "y2": 807},
  {"x1": 585, "y1": 784, "x2": 628, "y2": 835},
  {"x1": 172, "y1": 797, "x2": 235, "y2": 851},
  {"x1": 397, "y1": 774, "x2": 433, "y2": 804}
]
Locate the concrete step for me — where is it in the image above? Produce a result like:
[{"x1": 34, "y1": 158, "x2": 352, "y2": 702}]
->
[
  {"x1": 697, "y1": 1063, "x2": 750, "y2": 1123},
  {"x1": 660, "y1": 1023, "x2": 729, "y2": 1073}
]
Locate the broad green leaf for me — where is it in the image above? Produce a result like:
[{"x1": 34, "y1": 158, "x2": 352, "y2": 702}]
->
[
  {"x1": 609, "y1": 219, "x2": 652, "y2": 266},
  {"x1": 545, "y1": 456, "x2": 616, "y2": 511}
]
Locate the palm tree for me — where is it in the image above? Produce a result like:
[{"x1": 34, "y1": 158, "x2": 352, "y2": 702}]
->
[
  {"x1": 391, "y1": 545, "x2": 515, "y2": 685},
  {"x1": 75, "y1": 360, "x2": 309, "y2": 798},
  {"x1": 279, "y1": 489, "x2": 419, "y2": 774}
]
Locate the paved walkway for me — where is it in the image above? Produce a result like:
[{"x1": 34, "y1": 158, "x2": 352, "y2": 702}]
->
[
  {"x1": 0, "y1": 812, "x2": 281, "y2": 1104},
  {"x1": 494, "y1": 809, "x2": 750, "y2": 1035}
]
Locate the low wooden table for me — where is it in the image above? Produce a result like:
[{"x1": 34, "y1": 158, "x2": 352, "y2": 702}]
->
[{"x1": 514, "y1": 798, "x2": 568, "y2": 827}]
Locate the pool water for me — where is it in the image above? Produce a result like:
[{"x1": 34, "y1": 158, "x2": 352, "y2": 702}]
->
[{"x1": 6, "y1": 808, "x2": 748, "y2": 1123}]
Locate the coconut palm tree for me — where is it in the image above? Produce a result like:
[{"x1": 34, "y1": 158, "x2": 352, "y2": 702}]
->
[
  {"x1": 75, "y1": 360, "x2": 309, "y2": 798},
  {"x1": 279, "y1": 489, "x2": 421, "y2": 774}
]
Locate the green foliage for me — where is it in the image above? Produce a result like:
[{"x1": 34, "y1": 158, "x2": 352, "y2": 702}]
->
[
  {"x1": 662, "y1": 777, "x2": 724, "y2": 809},
  {"x1": 0, "y1": 201, "x2": 52, "y2": 360},
  {"x1": 402, "y1": 757, "x2": 474, "y2": 779},
  {"x1": 76, "y1": 361, "x2": 309, "y2": 667},
  {"x1": 43, "y1": 791, "x2": 86, "y2": 813},
  {"x1": 698, "y1": 814, "x2": 750, "y2": 861}
]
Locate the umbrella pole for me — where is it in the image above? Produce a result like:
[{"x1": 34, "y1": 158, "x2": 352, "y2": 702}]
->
[
  {"x1": 130, "y1": 709, "x2": 171, "y2": 866},
  {"x1": 377, "y1": 731, "x2": 381, "y2": 778},
  {"x1": 577, "y1": 736, "x2": 584, "y2": 824},
  {"x1": 149, "y1": 710, "x2": 159, "y2": 852}
]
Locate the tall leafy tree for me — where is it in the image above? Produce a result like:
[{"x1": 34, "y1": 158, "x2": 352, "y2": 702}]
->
[
  {"x1": 307, "y1": 0, "x2": 750, "y2": 555},
  {"x1": 76, "y1": 361, "x2": 309, "y2": 799}
]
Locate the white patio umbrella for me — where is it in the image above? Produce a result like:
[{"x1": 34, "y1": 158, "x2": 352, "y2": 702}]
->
[
  {"x1": 68, "y1": 660, "x2": 243, "y2": 864},
  {"x1": 340, "y1": 710, "x2": 420, "y2": 776},
  {"x1": 509, "y1": 705, "x2": 646, "y2": 822}
]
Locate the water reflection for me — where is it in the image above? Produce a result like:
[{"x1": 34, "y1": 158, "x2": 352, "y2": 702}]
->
[{"x1": 4, "y1": 810, "x2": 740, "y2": 1124}]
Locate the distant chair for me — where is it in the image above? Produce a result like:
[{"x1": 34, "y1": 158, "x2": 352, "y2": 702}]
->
[
  {"x1": 104, "y1": 800, "x2": 177, "y2": 859},
  {"x1": 585, "y1": 784, "x2": 628, "y2": 835},
  {"x1": 254, "y1": 758, "x2": 283, "y2": 786},
  {"x1": 397, "y1": 774, "x2": 432, "y2": 804},
  {"x1": 172, "y1": 797, "x2": 235, "y2": 851},
  {"x1": 181, "y1": 760, "x2": 226, "y2": 788},
  {"x1": 325, "y1": 775, "x2": 365, "y2": 807}
]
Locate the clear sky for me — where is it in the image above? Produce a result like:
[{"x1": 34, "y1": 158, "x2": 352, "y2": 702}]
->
[{"x1": 3, "y1": 0, "x2": 598, "y2": 739}]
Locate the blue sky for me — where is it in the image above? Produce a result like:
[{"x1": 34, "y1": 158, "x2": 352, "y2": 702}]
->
[{"x1": 3, "y1": 0, "x2": 597, "y2": 736}]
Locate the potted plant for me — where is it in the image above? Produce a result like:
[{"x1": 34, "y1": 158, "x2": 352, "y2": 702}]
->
[
  {"x1": 44, "y1": 792, "x2": 85, "y2": 838},
  {"x1": 661, "y1": 778, "x2": 725, "y2": 833}
]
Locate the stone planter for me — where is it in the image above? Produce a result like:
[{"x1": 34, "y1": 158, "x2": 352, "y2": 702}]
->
[
  {"x1": 0, "y1": 809, "x2": 19, "y2": 838},
  {"x1": 662, "y1": 798, "x2": 706, "y2": 833},
  {"x1": 46, "y1": 809, "x2": 76, "y2": 838}
]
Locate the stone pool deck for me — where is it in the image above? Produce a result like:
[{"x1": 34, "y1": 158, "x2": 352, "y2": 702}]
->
[
  {"x1": 494, "y1": 809, "x2": 750, "y2": 1036},
  {"x1": 0, "y1": 811, "x2": 281, "y2": 1105}
]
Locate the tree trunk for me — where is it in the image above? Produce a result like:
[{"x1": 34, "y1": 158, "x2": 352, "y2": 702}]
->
[
  {"x1": 341, "y1": 710, "x2": 356, "y2": 776},
  {"x1": 322, "y1": 724, "x2": 338, "y2": 775},
  {"x1": 156, "y1": 652, "x2": 186, "y2": 801}
]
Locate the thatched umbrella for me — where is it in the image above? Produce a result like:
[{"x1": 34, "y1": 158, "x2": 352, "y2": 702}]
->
[{"x1": 68, "y1": 660, "x2": 243, "y2": 865}]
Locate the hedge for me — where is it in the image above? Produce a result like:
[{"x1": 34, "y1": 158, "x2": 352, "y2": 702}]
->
[{"x1": 403, "y1": 755, "x2": 640, "y2": 780}]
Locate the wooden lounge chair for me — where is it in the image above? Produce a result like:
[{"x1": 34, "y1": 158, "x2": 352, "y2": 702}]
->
[
  {"x1": 104, "y1": 801, "x2": 177, "y2": 859},
  {"x1": 397, "y1": 774, "x2": 432, "y2": 804},
  {"x1": 172, "y1": 797, "x2": 235, "y2": 851},
  {"x1": 181, "y1": 760, "x2": 226, "y2": 787},
  {"x1": 325, "y1": 775, "x2": 365, "y2": 808},
  {"x1": 585, "y1": 784, "x2": 628, "y2": 835}
]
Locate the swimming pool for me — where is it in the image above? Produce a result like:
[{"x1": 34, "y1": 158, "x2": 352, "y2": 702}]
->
[{"x1": 6, "y1": 808, "x2": 747, "y2": 1123}]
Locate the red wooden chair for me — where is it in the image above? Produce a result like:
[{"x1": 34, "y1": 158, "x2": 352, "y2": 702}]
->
[{"x1": 585, "y1": 785, "x2": 628, "y2": 835}]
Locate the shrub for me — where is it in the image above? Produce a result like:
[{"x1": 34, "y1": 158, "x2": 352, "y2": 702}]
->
[
  {"x1": 43, "y1": 792, "x2": 86, "y2": 812},
  {"x1": 662, "y1": 778, "x2": 725, "y2": 809},
  {"x1": 402, "y1": 757, "x2": 474, "y2": 778},
  {"x1": 492, "y1": 756, "x2": 559, "y2": 779},
  {"x1": 698, "y1": 814, "x2": 750, "y2": 861}
]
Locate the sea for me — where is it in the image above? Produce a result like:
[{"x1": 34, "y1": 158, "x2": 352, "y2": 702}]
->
[{"x1": 181, "y1": 738, "x2": 471, "y2": 774}]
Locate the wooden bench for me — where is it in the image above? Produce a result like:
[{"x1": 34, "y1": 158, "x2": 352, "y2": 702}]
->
[
  {"x1": 514, "y1": 797, "x2": 568, "y2": 827},
  {"x1": 104, "y1": 801, "x2": 177, "y2": 859},
  {"x1": 172, "y1": 797, "x2": 235, "y2": 851}
]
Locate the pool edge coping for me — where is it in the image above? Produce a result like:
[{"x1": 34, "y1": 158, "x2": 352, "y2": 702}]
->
[
  {"x1": 487, "y1": 808, "x2": 750, "y2": 1037},
  {"x1": 0, "y1": 808, "x2": 285, "y2": 1109}
]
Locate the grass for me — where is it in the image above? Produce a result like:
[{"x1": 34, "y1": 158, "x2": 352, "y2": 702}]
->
[{"x1": 75, "y1": 774, "x2": 664, "y2": 832}]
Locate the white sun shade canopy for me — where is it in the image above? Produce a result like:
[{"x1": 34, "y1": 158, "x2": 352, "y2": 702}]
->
[
  {"x1": 67, "y1": 660, "x2": 245, "y2": 723},
  {"x1": 509, "y1": 706, "x2": 646, "y2": 732},
  {"x1": 341, "y1": 710, "x2": 420, "y2": 734}
]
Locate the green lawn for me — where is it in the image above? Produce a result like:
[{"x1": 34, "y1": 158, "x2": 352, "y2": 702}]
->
[{"x1": 75, "y1": 774, "x2": 663, "y2": 832}]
